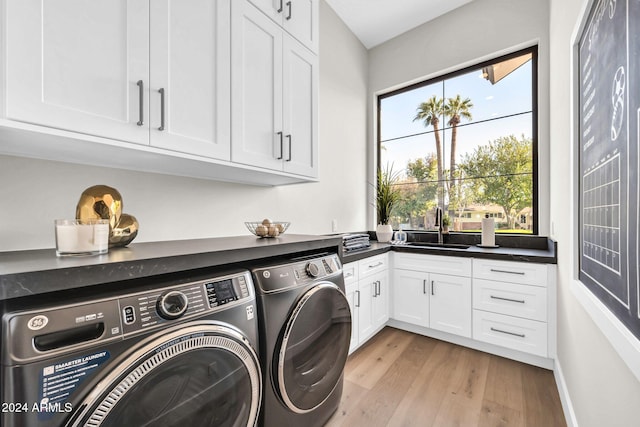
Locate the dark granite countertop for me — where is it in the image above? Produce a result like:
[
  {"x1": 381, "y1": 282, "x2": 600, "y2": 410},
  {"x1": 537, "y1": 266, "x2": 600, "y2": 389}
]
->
[
  {"x1": 0, "y1": 232, "x2": 557, "y2": 302},
  {"x1": 341, "y1": 233, "x2": 557, "y2": 265},
  {"x1": 0, "y1": 234, "x2": 342, "y2": 301}
]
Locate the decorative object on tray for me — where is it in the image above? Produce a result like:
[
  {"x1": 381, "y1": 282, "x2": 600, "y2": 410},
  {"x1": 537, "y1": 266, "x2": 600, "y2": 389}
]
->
[
  {"x1": 245, "y1": 219, "x2": 290, "y2": 238},
  {"x1": 342, "y1": 233, "x2": 371, "y2": 253},
  {"x1": 76, "y1": 185, "x2": 139, "y2": 247},
  {"x1": 375, "y1": 164, "x2": 400, "y2": 243}
]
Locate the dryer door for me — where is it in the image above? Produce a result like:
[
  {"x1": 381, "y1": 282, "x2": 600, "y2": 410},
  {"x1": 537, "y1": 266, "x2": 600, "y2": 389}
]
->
[
  {"x1": 67, "y1": 322, "x2": 261, "y2": 427},
  {"x1": 276, "y1": 282, "x2": 351, "y2": 413}
]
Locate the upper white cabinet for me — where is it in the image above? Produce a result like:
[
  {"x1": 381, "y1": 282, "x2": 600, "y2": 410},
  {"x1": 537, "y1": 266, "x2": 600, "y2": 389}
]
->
[
  {"x1": 5, "y1": 0, "x2": 231, "y2": 160},
  {"x1": 231, "y1": 0, "x2": 318, "y2": 177},
  {"x1": 5, "y1": 0, "x2": 150, "y2": 145},
  {"x1": 149, "y1": 0, "x2": 231, "y2": 160},
  {"x1": 247, "y1": 0, "x2": 318, "y2": 53},
  {"x1": 1, "y1": 0, "x2": 319, "y2": 185}
]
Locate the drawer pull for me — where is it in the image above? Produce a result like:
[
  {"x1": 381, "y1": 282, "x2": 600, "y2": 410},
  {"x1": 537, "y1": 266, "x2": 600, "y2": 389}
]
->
[
  {"x1": 490, "y1": 295, "x2": 526, "y2": 304},
  {"x1": 344, "y1": 272, "x2": 353, "y2": 278},
  {"x1": 490, "y1": 268, "x2": 525, "y2": 275},
  {"x1": 368, "y1": 261, "x2": 384, "y2": 268},
  {"x1": 490, "y1": 327, "x2": 525, "y2": 338}
]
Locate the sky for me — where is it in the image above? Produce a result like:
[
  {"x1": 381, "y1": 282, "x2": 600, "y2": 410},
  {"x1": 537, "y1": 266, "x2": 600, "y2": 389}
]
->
[{"x1": 379, "y1": 56, "x2": 533, "y2": 179}]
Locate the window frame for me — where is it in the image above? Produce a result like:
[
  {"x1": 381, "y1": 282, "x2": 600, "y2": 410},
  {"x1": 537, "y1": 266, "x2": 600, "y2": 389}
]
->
[{"x1": 376, "y1": 45, "x2": 539, "y2": 235}]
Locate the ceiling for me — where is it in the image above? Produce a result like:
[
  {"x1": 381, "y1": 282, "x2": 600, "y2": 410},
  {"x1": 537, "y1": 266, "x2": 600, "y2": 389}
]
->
[{"x1": 324, "y1": 0, "x2": 474, "y2": 49}]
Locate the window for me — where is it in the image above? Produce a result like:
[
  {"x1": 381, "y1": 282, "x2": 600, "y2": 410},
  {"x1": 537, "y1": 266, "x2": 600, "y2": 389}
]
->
[{"x1": 378, "y1": 47, "x2": 537, "y2": 234}]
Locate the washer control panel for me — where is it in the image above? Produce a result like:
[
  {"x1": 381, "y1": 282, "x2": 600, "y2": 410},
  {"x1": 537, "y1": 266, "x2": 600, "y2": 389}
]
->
[{"x1": 119, "y1": 271, "x2": 254, "y2": 335}]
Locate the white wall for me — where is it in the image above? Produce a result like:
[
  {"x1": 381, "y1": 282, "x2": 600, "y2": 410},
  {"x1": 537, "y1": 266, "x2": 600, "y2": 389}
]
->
[
  {"x1": 0, "y1": 0, "x2": 369, "y2": 252},
  {"x1": 549, "y1": 0, "x2": 640, "y2": 426},
  {"x1": 368, "y1": 0, "x2": 551, "y2": 235}
]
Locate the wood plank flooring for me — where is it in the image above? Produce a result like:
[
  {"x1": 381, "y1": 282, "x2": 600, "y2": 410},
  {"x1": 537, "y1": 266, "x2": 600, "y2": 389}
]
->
[{"x1": 326, "y1": 327, "x2": 566, "y2": 427}]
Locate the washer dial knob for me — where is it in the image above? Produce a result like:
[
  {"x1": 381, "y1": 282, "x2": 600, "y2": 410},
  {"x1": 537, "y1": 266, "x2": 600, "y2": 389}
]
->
[
  {"x1": 306, "y1": 262, "x2": 320, "y2": 278},
  {"x1": 157, "y1": 290, "x2": 189, "y2": 320}
]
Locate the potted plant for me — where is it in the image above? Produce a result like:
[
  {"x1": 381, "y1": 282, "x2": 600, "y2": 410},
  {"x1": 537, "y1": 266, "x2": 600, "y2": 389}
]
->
[
  {"x1": 442, "y1": 215, "x2": 451, "y2": 233},
  {"x1": 375, "y1": 165, "x2": 400, "y2": 242}
]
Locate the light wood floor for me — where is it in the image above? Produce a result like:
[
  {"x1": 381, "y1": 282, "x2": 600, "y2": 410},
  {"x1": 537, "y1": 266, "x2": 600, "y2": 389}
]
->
[{"x1": 326, "y1": 327, "x2": 566, "y2": 427}]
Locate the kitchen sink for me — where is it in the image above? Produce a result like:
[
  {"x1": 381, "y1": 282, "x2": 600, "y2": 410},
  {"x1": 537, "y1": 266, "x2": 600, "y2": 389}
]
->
[{"x1": 405, "y1": 242, "x2": 471, "y2": 249}]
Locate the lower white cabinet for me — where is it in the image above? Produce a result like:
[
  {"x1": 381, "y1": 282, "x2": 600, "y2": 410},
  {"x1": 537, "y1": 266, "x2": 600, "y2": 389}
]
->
[
  {"x1": 392, "y1": 254, "x2": 472, "y2": 338},
  {"x1": 344, "y1": 254, "x2": 389, "y2": 354},
  {"x1": 472, "y1": 258, "x2": 552, "y2": 358},
  {"x1": 347, "y1": 251, "x2": 555, "y2": 366}
]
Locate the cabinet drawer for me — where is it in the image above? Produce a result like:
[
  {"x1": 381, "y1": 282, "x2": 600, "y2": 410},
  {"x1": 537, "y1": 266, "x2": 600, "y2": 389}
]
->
[
  {"x1": 473, "y1": 259, "x2": 547, "y2": 287},
  {"x1": 358, "y1": 254, "x2": 388, "y2": 278},
  {"x1": 473, "y1": 310, "x2": 547, "y2": 357},
  {"x1": 343, "y1": 262, "x2": 359, "y2": 285},
  {"x1": 473, "y1": 279, "x2": 547, "y2": 322},
  {"x1": 393, "y1": 253, "x2": 471, "y2": 277}
]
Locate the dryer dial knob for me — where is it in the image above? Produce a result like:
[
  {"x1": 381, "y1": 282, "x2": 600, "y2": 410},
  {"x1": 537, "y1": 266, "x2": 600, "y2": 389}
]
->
[
  {"x1": 306, "y1": 262, "x2": 320, "y2": 278},
  {"x1": 157, "y1": 290, "x2": 189, "y2": 320}
]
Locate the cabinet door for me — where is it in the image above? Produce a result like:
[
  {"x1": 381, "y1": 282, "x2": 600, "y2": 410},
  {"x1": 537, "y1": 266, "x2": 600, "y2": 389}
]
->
[
  {"x1": 392, "y1": 269, "x2": 429, "y2": 328},
  {"x1": 149, "y1": 0, "x2": 231, "y2": 160},
  {"x1": 283, "y1": 0, "x2": 318, "y2": 53},
  {"x1": 345, "y1": 284, "x2": 359, "y2": 354},
  {"x1": 371, "y1": 271, "x2": 389, "y2": 329},
  {"x1": 231, "y1": 1, "x2": 284, "y2": 171},
  {"x1": 6, "y1": 0, "x2": 149, "y2": 145},
  {"x1": 430, "y1": 273, "x2": 472, "y2": 338},
  {"x1": 282, "y1": 36, "x2": 317, "y2": 177},
  {"x1": 357, "y1": 280, "x2": 376, "y2": 342},
  {"x1": 247, "y1": 0, "x2": 282, "y2": 22}
]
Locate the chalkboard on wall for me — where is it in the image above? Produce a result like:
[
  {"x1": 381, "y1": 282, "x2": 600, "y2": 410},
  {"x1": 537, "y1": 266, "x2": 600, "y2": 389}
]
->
[{"x1": 578, "y1": 0, "x2": 640, "y2": 340}]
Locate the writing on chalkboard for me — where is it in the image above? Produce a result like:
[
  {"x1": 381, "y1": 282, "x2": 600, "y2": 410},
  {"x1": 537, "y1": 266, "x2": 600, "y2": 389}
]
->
[{"x1": 578, "y1": 0, "x2": 640, "y2": 341}]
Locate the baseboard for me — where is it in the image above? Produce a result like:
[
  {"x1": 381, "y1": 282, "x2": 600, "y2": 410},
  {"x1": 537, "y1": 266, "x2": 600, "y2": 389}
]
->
[{"x1": 554, "y1": 358, "x2": 579, "y2": 427}]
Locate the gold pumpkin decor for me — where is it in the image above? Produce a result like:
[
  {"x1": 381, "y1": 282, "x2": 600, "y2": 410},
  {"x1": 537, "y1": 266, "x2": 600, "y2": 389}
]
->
[{"x1": 76, "y1": 185, "x2": 139, "y2": 247}]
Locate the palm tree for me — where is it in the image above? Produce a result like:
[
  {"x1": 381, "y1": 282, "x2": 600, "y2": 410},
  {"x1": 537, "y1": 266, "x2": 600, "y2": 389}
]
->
[
  {"x1": 413, "y1": 96, "x2": 445, "y2": 207},
  {"x1": 444, "y1": 95, "x2": 473, "y2": 189}
]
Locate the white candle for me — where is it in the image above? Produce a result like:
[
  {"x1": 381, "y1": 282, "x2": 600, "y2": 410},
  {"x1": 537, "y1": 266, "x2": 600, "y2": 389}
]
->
[{"x1": 55, "y1": 219, "x2": 109, "y2": 256}]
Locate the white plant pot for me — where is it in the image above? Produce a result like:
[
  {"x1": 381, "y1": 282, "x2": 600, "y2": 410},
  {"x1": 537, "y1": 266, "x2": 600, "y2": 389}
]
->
[{"x1": 376, "y1": 224, "x2": 394, "y2": 243}]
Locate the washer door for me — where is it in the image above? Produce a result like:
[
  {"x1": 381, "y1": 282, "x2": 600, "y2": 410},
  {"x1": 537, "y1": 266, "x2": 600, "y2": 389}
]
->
[
  {"x1": 68, "y1": 322, "x2": 261, "y2": 427},
  {"x1": 276, "y1": 282, "x2": 351, "y2": 413}
]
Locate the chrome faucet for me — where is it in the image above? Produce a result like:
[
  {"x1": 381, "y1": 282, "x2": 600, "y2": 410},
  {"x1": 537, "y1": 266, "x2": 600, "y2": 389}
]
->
[{"x1": 434, "y1": 207, "x2": 443, "y2": 245}]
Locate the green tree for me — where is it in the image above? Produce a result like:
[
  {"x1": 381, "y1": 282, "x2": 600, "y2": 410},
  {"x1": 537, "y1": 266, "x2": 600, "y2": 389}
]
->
[
  {"x1": 413, "y1": 96, "x2": 445, "y2": 208},
  {"x1": 460, "y1": 135, "x2": 532, "y2": 229},
  {"x1": 444, "y1": 94, "x2": 473, "y2": 207},
  {"x1": 393, "y1": 156, "x2": 439, "y2": 229}
]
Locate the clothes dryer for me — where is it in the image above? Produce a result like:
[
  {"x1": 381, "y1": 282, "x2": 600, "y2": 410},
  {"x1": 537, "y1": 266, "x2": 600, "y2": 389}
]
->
[{"x1": 251, "y1": 253, "x2": 351, "y2": 427}]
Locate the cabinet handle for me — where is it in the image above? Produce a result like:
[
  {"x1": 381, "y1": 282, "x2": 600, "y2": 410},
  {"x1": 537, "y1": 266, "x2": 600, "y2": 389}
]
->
[
  {"x1": 431, "y1": 280, "x2": 435, "y2": 295},
  {"x1": 276, "y1": 132, "x2": 284, "y2": 159},
  {"x1": 376, "y1": 280, "x2": 381, "y2": 296},
  {"x1": 490, "y1": 327, "x2": 525, "y2": 338},
  {"x1": 372, "y1": 283, "x2": 377, "y2": 298},
  {"x1": 277, "y1": 0, "x2": 284, "y2": 13},
  {"x1": 286, "y1": 1, "x2": 292, "y2": 19},
  {"x1": 345, "y1": 272, "x2": 353, "y2": 278},
  {"x1": 368, "y1": 262, "x2": 383, "y2": 268},
  {"x1": 355, "y1": 290, "x2": 360, "y2": 307},
  {"x1": 490, "y1": 268, "x2": 525, "y2": 275},
  {"x1": 286, "y1": 134, "x2": 292, "y2": 161},
  {"x1": 423, "y1": 279, "x2": 426, "y2": 294},
  {"x1": 158, "y1": 88, "x2": 165, "y2": 131},
  {"x1": 490, "y1": 295, "x2": 526, "y2": 304},
  {"x1": 136, "y1": 80, "x2": 144, "y2": 126}
]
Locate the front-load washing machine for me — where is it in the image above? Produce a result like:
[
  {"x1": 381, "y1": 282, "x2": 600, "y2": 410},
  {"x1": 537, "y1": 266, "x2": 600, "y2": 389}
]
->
[
  {"x1": 251, "y1": 253, "x2": 351, "y2": 427},
  {"x1": 1, "y1": 269, "x2": 261, "y2": 427}
]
